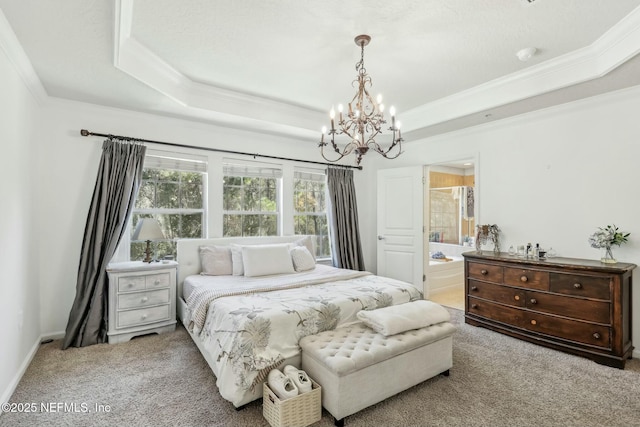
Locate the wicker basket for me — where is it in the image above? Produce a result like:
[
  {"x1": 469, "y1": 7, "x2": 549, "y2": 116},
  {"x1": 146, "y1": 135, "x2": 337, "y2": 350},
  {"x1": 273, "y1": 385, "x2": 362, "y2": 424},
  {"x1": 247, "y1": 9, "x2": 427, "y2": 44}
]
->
[{"x1": 263, "y1": 378, "x2": 321, "y2": 427}]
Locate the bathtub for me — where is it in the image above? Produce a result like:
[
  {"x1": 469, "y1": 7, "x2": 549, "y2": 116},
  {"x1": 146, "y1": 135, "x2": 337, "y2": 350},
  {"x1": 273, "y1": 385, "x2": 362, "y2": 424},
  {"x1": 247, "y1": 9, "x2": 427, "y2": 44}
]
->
[{"x1": 427, "y1": 255, "x2": 465, "y2": 295}]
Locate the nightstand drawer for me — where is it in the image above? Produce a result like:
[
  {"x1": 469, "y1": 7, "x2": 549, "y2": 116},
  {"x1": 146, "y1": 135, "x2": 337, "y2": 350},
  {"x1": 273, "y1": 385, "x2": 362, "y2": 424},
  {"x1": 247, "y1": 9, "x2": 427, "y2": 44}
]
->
[
  {"x1": 118, "y1": 276, "x2": 146, "y2": 292},
  {"x1": 146, "y1": 273, "x2": 170, "y2": 289},
  {"x1": 117, "y1": 305, "x2": 170, "y2": 328},
  {"x1": 118, "y1": 288, "x2": 170, "y2": 309}
]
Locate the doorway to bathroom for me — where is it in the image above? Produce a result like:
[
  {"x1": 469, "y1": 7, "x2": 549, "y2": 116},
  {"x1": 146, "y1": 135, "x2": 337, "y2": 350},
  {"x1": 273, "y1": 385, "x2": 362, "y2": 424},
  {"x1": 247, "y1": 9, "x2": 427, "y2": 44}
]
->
[{"x1": 425, "y1": 157, "x2": 477, "y2": 311}]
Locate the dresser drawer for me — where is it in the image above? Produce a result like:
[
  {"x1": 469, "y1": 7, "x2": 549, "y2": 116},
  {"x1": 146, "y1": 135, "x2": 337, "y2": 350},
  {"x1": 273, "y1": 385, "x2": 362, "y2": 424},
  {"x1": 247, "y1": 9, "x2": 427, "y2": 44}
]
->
[
  {"x1": 468, "y1": 297, "x2": 526, "y2": 326},
  {"x1": 504, "y1": 267, "x2": 548, "y2": 291},
  {"x1": 549, "y1": 273, "x2": 611, "y2": 300},
  {"x1": 525, "y1": 290, "x2": 610, "y2": 324},
  {"x1": 117, "y1": 288, "x2": 170, "y2": 310},
  {"x1": 468, "y1": 262, "x2": 503, "y2": 283},
  {"x1": 468, "y1": 297, "x2": 611, "y2": 349},
  {"x1": 146, "y1": 273, "x2": 170, "y2": 289},
  {"x1": 468, "y1": 280, "x2": 525, "y2": 307},
  {"x1": 525, "y1": 312, "x2": 611, "y2": 349},
  {"x1": 118, "y1": 276, "x2": 146, "y2": 292},
  {"x1": 117, "y1": 304, "x2": 170, "y2": 328}
]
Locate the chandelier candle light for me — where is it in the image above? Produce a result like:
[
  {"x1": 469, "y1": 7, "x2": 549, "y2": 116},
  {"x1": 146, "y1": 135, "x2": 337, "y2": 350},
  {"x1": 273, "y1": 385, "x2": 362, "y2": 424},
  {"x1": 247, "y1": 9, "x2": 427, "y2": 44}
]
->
[{"x1": 319, "y1": 34, "x2": 403, "y2": 165}]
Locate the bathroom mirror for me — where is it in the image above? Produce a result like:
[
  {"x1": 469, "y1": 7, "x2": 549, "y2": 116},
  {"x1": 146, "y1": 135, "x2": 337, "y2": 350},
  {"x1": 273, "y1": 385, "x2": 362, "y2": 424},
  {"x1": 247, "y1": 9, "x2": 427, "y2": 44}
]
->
[{"x1": 428, "y1": 163, "x2": 475, "y2": 247}]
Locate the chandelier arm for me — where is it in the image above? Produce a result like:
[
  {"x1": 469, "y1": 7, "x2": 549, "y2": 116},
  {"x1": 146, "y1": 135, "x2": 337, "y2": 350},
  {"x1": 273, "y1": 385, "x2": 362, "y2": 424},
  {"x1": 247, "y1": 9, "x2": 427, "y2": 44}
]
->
[{"x1": 368, "y1": 135, "x2": 403, "y2": 158}]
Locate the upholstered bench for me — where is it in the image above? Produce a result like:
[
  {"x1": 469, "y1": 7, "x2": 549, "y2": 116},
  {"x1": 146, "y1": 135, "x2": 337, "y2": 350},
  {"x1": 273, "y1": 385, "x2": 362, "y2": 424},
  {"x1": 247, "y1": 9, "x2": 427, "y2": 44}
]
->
[{"x1": 299, "y1": 321, "x2": 455, "y2": 426}]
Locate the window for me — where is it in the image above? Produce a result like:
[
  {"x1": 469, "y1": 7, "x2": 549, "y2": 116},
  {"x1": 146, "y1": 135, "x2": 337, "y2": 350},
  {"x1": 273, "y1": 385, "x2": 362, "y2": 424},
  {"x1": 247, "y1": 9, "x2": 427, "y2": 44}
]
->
[
  {"x1": 294, "y1": 169, "x2": 330, "y2": 258},
  {"x1": 130, "y1": 151, "x2": 207, "y2": 260},
  {"x1": 223, "y1": 162, "x2": 281, "y2": 236}
]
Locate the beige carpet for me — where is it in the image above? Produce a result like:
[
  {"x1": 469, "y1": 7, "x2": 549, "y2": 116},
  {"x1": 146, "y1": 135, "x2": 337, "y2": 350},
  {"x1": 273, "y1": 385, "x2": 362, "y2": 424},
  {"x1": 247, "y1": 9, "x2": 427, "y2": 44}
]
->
[{"x1": 2, "y1": 309, "x2": 639, "y2": 427}]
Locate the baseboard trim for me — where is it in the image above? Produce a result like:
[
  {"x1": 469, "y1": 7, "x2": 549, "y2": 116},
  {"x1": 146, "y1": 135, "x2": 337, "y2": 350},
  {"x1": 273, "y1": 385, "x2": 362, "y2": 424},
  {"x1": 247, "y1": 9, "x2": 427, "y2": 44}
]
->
[
  {"x1": 41, "y1": 330, "x2": 65, "y2": 341},
  {"x1": 0, "y1": 335, "x2": 40, "y2": 406}
]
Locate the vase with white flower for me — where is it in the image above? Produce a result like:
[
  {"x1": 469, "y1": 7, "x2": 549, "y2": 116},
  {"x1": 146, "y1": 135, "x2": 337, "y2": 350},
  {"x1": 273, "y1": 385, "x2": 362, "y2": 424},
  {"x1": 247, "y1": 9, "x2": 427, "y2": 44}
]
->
[{"x1": 588, "y1": 224, "x2": 630, "y2": 264}]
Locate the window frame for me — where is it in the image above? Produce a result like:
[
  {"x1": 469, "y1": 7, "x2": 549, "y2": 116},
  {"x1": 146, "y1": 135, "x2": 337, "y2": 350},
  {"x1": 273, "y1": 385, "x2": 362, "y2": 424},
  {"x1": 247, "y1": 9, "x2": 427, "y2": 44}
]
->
[
  {"x1": 114, "y1": 150, "x2": 208, "y2": 262},
  {"x1": 293, "y1": 168, "x2": 331, "y2": 260},
  {"x1": 222, "y1": 160, "x2": 283, "y2": 237}
]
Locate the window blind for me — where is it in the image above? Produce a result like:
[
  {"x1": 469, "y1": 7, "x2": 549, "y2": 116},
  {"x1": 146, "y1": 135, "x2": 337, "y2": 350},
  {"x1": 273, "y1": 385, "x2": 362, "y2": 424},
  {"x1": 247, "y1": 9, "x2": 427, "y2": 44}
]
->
[
  {"x1": 223, "y1": 159, "x2": 283, "y2": 179},
  {"x1": 144, "y1": 150, "x2": 208, "y2": 173},
  {"x1": 294, "y1": 167, "x2": 326, "y2": 182}
]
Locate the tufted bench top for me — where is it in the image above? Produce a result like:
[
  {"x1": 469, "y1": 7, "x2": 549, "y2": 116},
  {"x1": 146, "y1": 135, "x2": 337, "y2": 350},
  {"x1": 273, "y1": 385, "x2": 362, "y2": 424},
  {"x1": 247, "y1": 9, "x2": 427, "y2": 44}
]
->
[{"x1": 299, "y1": 322, "x2": 456, "y2": 376}]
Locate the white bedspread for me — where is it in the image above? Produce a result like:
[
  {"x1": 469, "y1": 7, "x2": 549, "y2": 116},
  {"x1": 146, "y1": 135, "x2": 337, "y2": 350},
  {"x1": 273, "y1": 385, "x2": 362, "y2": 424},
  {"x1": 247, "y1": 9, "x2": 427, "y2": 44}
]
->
[{"x1": 184, "y1": 266, "x2": 423, "y2": 406}]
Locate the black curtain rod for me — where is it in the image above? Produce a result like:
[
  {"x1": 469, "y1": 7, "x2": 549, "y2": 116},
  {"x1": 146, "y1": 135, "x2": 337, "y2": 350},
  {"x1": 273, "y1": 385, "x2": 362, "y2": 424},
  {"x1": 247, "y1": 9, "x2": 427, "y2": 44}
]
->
[{"x1": 80, "y1": 129, "x2": 362, "y2": 170}]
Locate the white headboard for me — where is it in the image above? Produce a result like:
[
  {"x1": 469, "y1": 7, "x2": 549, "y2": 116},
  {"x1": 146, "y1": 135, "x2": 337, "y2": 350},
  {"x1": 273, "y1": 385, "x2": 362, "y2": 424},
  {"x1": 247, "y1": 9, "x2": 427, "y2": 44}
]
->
[{"x1": 176, "y1": 235, "x2": 311, "y2": 298}]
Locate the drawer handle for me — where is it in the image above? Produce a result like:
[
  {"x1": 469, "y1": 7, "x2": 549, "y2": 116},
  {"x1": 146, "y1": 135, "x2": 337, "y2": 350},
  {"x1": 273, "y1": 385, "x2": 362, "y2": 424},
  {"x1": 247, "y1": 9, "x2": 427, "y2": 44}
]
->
[
  {"x1": 154, "y1": 280, "x2": 160, "y2": 285},
  {"x1": 128, "y1": 283, "x2": 134, "y2": 287},
  {"x1": 471, "y1": 303, "x2": 478, "y2": 309},
  {"x1": 574, "y1": 283, "x2": 582, "y2": 289},
  {"x1": 520, "y1": 275, "x2": 528, "y2": 282},
  {"x1": 530, "y1": 298, "x2": 537, "y2": 304},
  {"x1": 514, "y1": 295, "x2": 520, "y2": 301},
  {"x1": 480, "y1": 269, "x2": 488, "y2": 275},
  {"x1": 141, "y1": 297, "x2": 149, "y2": 303},
  {"x1": 530, "y1": 319, "x2": 537, "y2": 325},
  {"x1": 141, "y1": 314, "x2": 148, "y2": 320},
  {"x1": 471, "y1": 286, "x2": 478, "y2": 291},
  {"x1": 593, "y1": 332, "x2": 601, "y2": 339}
]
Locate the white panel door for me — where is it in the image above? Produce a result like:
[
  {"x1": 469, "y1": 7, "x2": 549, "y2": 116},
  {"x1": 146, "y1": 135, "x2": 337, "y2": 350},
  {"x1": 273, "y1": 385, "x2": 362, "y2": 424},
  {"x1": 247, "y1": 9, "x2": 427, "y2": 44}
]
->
[{"x1": 376, "y1": 167, "x2": 424, "y2": 290}]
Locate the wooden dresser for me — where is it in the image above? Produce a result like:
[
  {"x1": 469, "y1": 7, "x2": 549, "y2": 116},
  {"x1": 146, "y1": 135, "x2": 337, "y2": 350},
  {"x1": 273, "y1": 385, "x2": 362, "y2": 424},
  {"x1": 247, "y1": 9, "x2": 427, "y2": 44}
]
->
[{"x1": 463, "y1": 252, "x2": 635, "y2": 368}]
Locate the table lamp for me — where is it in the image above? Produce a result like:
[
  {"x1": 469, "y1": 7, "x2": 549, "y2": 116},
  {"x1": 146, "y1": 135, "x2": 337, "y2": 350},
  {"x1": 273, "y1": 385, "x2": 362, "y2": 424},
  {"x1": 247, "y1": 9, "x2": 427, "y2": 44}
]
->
[{"x1": 132, "y1": 218, "x2": 165, "y2": 263}]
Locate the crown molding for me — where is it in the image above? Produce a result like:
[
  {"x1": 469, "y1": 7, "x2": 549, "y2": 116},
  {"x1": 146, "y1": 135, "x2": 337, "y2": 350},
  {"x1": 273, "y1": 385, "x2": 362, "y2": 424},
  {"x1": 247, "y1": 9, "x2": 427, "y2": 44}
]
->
[
  {"x1": 114, "y1": 0, "x2": 323, "y2": 139},
  {"x1": 0, "y1": 8, "x2": 47, "y2": 103},
  {"x1": 401, "y1": 5, "x2": 640, "y2": 132}
]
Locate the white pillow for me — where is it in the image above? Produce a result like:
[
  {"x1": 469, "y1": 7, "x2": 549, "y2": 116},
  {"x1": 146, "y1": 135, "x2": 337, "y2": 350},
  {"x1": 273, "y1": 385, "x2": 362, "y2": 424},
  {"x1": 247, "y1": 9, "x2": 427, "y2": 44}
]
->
[
  {"x1": 293, "y1": 236, "x2": 316, "y2": 260},
  {"x1": 199, "y1": 246, "x2": 232, "y2": 276},
  {"x1": 242, "y1": 243, "x2": 295, "y2": 277},
  {"x1": 230, "y1": 245, "x2": 244, "y2": 276},
  {"x1": 290, "y1": 246, "x2": 316, "y2": 272}
]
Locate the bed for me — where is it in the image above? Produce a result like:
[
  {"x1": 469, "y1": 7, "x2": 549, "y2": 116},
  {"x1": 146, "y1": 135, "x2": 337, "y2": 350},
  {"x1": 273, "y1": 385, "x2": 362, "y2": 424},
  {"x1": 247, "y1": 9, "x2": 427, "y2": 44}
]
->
[{"x1": 176, "y1": 236, "x2": 423, "y2": 407}]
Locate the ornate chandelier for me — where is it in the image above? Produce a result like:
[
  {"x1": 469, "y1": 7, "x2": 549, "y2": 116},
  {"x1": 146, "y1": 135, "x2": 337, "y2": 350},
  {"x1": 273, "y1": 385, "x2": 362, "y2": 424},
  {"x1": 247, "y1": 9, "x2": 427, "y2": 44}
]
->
[{"x1": 319, "y1": 34, "x2": 403, "y2": 165}]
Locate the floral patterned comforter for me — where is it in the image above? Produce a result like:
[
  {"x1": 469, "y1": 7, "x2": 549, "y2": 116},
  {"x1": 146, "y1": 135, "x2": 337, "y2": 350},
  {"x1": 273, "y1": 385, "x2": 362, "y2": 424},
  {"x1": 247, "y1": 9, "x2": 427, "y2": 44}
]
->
[{"x1": 187, "y1": 268, "x2": 423, "y2": 406}]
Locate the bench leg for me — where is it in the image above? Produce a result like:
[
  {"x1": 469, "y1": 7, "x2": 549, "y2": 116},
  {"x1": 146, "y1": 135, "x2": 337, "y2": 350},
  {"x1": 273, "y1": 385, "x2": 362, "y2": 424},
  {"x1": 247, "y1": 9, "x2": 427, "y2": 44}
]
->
[
  {"x1": 442, "y1": 369, "x2": 450, "y2": 377},
  {"x1": 335, "y1": 417, "x2": 345, "y2": 427}
]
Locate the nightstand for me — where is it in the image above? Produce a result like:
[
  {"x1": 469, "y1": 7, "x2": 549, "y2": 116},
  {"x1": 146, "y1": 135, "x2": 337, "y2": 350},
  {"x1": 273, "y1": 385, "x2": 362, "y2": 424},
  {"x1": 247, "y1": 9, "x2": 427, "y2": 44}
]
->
[{"x1": 106, "y1": 261, "x2": 177, "y2": 344}]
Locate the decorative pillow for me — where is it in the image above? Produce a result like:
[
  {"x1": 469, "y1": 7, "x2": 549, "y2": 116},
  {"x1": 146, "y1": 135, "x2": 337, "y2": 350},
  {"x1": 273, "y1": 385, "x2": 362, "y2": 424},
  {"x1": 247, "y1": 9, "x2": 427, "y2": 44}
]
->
[
  {"x1": 199, "y1": 246, "x2": 233, "y2": 276},
  {"x1": 242, "y1": 243, "x2": 295, "y2": 277},
  {"x1": 290, "y1": 246, "x2": 316, "y2": 272},
  {"x1": 230, "y1": 245, "x2": 244, "y2": 276},
  {"x1": 293, "y1": 236, "x2": 316, "y2": 260},
  {"x1": 356, "y1": 300, "x2": 451, "y2": 336}
]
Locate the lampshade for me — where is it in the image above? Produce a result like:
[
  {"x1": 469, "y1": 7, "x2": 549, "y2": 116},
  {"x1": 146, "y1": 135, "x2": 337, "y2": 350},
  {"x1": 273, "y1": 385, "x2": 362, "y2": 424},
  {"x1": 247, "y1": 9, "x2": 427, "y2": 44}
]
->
[{"x1": 132, "y1": 218, "x2": 165, "y2": 241}]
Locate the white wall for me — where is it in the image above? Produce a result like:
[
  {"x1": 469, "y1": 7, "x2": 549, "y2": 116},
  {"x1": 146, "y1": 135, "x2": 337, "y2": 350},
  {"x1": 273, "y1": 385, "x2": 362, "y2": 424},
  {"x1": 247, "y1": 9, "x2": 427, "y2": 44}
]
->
[
  {"x1": 358, "y1": 85, "x2": 640, "y2": 356},
  {"x1": 36, "y1": 98, "x2": 327, "y2": 337},
  {"x1": 0, "y1": 39, "x2": 41, "y2": 403}
]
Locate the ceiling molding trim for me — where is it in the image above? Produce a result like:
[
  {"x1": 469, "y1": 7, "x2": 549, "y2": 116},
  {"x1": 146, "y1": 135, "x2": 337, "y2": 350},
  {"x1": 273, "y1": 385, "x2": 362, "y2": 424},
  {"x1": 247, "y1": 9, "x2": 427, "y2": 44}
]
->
[
  {"x1": 409, "y1": 83, "x2": 640, "y2": 146},
  {"x1": 114, "y1": 0, "x2": 323, "y2": 138},
  {"x1": 402, "y1": 5, "x2": 640, "y2": 133},
  {"x1": 0, "y1": 8, "x2": 47, "y2": 103},
  {"x1": 112, "y1": 1, "x2": 640, "y2": 139}
]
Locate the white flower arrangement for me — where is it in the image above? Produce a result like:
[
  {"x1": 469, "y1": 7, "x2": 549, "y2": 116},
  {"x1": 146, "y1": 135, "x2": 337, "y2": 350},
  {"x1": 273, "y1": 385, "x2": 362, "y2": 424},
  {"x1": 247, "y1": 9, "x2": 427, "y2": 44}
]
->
[{"x1": 588, "y1": 224, "x2": 630, "y2": 249}]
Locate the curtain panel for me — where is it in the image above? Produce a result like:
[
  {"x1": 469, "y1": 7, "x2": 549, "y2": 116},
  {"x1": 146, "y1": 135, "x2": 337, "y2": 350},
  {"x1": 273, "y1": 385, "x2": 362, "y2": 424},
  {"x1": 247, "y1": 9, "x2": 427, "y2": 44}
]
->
[
  {"x1": 326, "y1": 167, "x2": 365, "y2": 271},
  {"x1": 62, "y1": 139, "x2": 146, "y2": 349}
]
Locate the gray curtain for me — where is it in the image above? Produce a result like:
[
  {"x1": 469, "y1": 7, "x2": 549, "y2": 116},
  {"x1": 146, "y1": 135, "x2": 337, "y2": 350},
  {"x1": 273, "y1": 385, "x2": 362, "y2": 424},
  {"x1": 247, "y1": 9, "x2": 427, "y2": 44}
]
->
[
  {"x1": 62, "y1": 139, "x2": 146, "y2": 349},
  {"x1": 326, "y1": 167, "x2": 365, "y2": 271}
]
